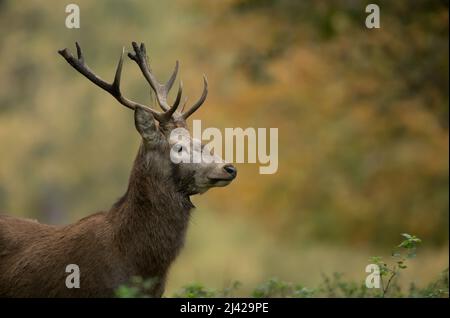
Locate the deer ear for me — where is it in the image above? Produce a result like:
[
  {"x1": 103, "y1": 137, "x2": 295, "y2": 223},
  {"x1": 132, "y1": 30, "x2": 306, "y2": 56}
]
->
[{"x1": 134, "y1": 107, "x2": 159, "y2": 142}]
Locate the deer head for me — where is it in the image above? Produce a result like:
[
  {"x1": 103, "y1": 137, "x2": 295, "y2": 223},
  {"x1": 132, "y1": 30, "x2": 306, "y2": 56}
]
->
[{"x1": 58, "y1": 42, "x2": 237, "y2": 196}]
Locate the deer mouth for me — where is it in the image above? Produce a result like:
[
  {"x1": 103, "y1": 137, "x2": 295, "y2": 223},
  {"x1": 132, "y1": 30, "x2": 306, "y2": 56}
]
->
[
  {"x1": 207, "y1": 174, "x2": 236, "y2": 186},
  {"x1": 209, "y1": 176, "x2": 234, "y2": 182},
  {"x1": 208, "y1": 178, "x2": 233, "y2": 187}
]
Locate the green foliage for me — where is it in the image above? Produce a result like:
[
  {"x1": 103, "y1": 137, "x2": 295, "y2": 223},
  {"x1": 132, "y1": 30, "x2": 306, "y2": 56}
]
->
[
  {"x1": 116, "y1": 272, "x2": 448, "y2": 298},
  {"x1": 247, "y1": 278, "x2": 316, "y2": 298},
  {"x1": 172, "y1": 281, "x2": 243, "y2": 298},
  {"x1": 116, "y1": 234, "x2": 448, "y2": 298},
  {"x1": 252, "y1": 278, "x2": 308, "y2": 298},
  {"x1": 114, "y1": 276, "x2": 157, "y2": 298},
  {"x1": 319, "y1": 272, "x2": 368, "y2": 298},
  {"x1": 369, "y1": 233, "x2": 423, "y2": 297},
  {"x1": 173, "y1": 283, "x2": 217, "y2": 298},
  {"x1": 409, "y1": 269, "x2": 449, "y2": 298}
]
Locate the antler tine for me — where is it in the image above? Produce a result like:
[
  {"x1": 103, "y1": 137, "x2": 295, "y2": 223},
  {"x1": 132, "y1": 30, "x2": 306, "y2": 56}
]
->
[
  {"x1": 165, "y1": 60, "x2": 179, "y2": 93},
  {"x1": 182, "y1": 75, "x2": 208, "y2": 120},
  {"x1": 75, "y1": 42, "x2": 84, "y2": 63},
  {"x1": 181, "y1": 97, "x2": 189, "y2": 113},
  {"x1": 172, "y1": 80, "x2": 183, "y2": 108},
  {"x1": 158, "y1": 81, "x2": 183, "y2": 122},
  {"x1": 128, "y1": 42, "x2": 180, "y2": 112},
  {"x1": 111, "y1": 47, "x2": 125, "y2": 93},
  {"x1": 58, "y1": 42, "x2": 163, "y2": 120}
]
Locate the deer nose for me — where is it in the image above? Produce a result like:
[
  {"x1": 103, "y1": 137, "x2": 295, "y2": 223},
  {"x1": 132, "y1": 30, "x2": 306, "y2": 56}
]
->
[{"x1": 223, "y1": 164, "x2": 237, "y2": 179}]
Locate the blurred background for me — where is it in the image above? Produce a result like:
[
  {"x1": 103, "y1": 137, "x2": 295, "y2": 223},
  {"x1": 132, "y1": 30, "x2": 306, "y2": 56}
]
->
[{"x1": 0, "y1": 0, "x2": 448, "y2": 295}]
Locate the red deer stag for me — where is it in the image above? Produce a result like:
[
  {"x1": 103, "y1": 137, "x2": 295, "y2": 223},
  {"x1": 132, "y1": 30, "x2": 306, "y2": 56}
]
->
[{"x1": 0, "y1": 42, "x2": 237, "y2": 297}]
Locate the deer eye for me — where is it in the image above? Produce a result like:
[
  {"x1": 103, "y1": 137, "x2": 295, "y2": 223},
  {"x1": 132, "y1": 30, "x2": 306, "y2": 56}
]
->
[{"x1": 174, "y1": 144, "x2": 184, "y2": 153}]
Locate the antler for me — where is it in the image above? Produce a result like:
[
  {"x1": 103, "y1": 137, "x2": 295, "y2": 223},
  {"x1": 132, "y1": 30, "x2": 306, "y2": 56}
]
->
[
  {"x1": 127, "y1": 42, "x2": 208, "y2": 120},
  {"x1": 58, "y1": 42, "x2": 208, "y2": 123}
]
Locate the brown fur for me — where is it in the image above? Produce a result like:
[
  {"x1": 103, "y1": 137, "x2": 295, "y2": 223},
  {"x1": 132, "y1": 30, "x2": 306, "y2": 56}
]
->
[{"x1": 0, "y1": 141, "x2": 195, "y2": 298}]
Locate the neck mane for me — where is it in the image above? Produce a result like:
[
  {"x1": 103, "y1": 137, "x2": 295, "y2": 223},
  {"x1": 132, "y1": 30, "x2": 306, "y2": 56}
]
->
[{"x1": 107, "y1": 143, "x2": 194, "y2": 279}]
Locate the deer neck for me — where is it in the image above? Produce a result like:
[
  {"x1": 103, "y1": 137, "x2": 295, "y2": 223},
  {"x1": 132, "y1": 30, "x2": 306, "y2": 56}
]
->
[{"x1": 108, "y1": 144, "x2": 194, "y2": 277}]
